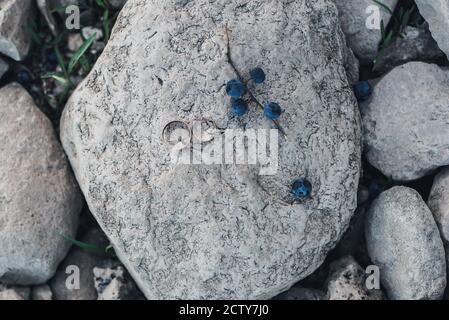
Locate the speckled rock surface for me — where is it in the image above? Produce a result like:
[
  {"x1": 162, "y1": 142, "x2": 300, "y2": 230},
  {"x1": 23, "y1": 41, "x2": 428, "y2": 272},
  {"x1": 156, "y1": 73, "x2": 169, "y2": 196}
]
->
[
  {"x1": 362, "y1": 62, "x2": 449, "y2": 181},
  {"x1": 325, "y1": 256, "x2": 384, "y2": 300},
  {"x1": 61, "y1": 0, "x2": 362, "y2": 299},
  {"x1": 0, "y1": 283, "x2": 30, "y2": 300},
  {"x1": 428, "y1": 167, "x2": 449, "y2": 244},
  {"x1": 334, "y1": 0, "x2": 398, "y2": 62},
  {"x1": 0, "y1": 0, "x2": 34, "y2": 60},
  {"x1": 366, "y1": 186, "x2": 446, "y2": 300},
  {"x1": 0, "y1": 83, "x2": 82, "y2": 285},
  {"x1": 415, "y1": 0, "x2": 449, "y2": 59}
]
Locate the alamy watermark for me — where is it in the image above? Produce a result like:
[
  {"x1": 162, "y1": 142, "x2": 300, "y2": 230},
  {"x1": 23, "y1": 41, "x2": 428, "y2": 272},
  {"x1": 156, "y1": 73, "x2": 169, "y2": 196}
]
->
[{"x1": 163, "y1": 120, "x2": 279, "y2": 176}]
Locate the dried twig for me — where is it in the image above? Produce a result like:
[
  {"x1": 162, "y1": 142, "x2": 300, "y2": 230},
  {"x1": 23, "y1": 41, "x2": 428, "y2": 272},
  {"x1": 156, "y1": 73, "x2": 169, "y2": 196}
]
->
[{"x1": 225, "y1": 27, "x2": 287, "y2": 137}]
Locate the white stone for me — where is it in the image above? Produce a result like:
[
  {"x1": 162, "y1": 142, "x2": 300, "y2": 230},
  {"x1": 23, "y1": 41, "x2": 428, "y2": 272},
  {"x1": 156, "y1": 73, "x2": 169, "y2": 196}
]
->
[
  {"x1": 0, "y1": 0, "x2": 34, "y2": 60},
  {"x1": 365, "y1": 186, "x2": 446, "y2": 300},
  {"x1": 415, "y1": 0, "x2": 449, "y2": 59},
  {"x1": 362, "y1": 62, "x2": 449, "y2": 181},
  {"x1": 334, "y1": 0, "x2": 398, "y2": 62},
  {"x1": 0, "y1": 83, "x2": 82, "y2": 285}
]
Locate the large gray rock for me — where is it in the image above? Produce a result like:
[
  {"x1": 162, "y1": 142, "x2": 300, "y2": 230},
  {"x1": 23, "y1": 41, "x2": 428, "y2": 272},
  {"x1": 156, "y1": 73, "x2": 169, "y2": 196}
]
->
[
  {"x1": 60, "y1": 0, "x2": 362, "y2": 299},
  {"x1": 0, "y1": 0, "x2": 34, "y2": 61},
  {"x1": 428, "y1": 167, "x2": 449, "y2": 244},
  {"x1": 334, "y1": 0, "x2": 398, "y2": 62},
  {"x1": 415, "y1": 0, "x2": 449, "y2": 60},
  {"x1": 365, "y1": 186, "x2": 446, "y2": 300},
  {"x1": 325, "y1": 256, "x2": 384, "y2": 300},
  {"x1": 0, "y1": 83, "x2": 82, "y2": 285},
  {"x1": 362, "y1": 62, "x2": 449, "y2": 181}
]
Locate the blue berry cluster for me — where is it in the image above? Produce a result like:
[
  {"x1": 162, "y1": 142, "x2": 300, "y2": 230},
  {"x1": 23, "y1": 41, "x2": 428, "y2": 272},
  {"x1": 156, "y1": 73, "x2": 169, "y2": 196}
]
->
[{"x1": 226, "y1": 67, "x2": 282, "y2": 120}]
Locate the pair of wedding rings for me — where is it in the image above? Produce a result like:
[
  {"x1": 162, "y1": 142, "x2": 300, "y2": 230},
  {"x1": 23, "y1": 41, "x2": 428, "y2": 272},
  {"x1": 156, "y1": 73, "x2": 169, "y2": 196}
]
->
[{"x1": 162, "y1": 119, "x2": 220, "y2": 149}]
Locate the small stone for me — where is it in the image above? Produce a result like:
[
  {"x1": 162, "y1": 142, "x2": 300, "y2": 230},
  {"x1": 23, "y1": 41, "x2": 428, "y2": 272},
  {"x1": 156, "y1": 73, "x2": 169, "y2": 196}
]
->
[
  {"x1": 67, "y1": 33, "x2": 84, "y2": 52},
  {"x1": 0, "y1": 0, "x2": 34, "y2": 60},
  {"x1": 365, "y1": 186, "x2": 446, "y2": 300},
  {"x1": 31, "y1": 284, "x2": 53, "y2": 300},
  {"x1": 93, "y1": 266, "x2": 143, "y2": 300},
  {"x1": 334, "y1": 0, "x2": 398, "y2": 62},
  {"x1": 325, "y1": 256, "x2": 385, "y2": 300},
  {"x1": 415, "y1": 0, "x2": 449, "y2": 59},
  {"x1": 357, "y1": 185, "x2": 370, "y2": 205},
  {"x1": 81, "y1": 26, "x2": 103, "y2": 41},
  {"x1": 0, "y1": 283, "x2": 30, "y2": 300}
]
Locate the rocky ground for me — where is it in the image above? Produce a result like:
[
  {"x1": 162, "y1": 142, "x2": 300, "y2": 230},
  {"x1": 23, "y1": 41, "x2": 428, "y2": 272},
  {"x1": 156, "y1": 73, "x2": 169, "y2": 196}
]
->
[{"x1": 1, "y1": 0, "x2": 449, "y2": 300}]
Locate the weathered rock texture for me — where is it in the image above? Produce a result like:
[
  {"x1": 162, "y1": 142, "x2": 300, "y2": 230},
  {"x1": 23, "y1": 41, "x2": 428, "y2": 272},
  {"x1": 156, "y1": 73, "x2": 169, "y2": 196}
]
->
[
  {"x1": 366, "y1": 187, "x2": 446, "y2": 300},
  {"x1": 334, "y1": 0, "x2": 398, "y2": 62},
  {"x1": 428, "y1": 167, "x2": 449, "y2": 244},
  {"x1": 0, "y1": 0, "x2": 34, "y2": 60},
  {"x1": 0, "y1": 83, "x2": 82, "y2": 285},
  {"x1": 325, "y1": 256, "x2": 384, "y2": 300},
  {"x1": 61, "y1": 0, "x2": 361, "y2": 299},
  {"x1": 415, "y1": 0, "x2": 449, "y2": 59},
  {"x1": 362, "y1": 62, "x2": 449, "y2": 181}
]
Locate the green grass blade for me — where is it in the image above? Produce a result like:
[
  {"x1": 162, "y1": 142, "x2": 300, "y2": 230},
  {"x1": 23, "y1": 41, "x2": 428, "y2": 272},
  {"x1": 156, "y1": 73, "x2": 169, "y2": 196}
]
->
[
  {"x1": 68, "y1": 33, "x2": 96, "y2": 74},
  {"x1": 58, "y1": 232, "x2": 107, "y2": 255},
  {"x1": 42, "y1": 72, "x2": 68, "y2": 85},
  {"x1": 372, "y1": 0, "x2": 394, "y2": 15}
]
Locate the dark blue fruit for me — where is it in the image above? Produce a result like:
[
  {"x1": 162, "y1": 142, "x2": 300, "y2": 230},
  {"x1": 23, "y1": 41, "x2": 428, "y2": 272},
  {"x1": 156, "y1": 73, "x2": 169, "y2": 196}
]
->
[
  {"x1": 231, "y1": 98, "x2": 248, "y2": 117},
  {"x1": 291, "y1": 178, "x2": 312, "y2": 199},
  {"x1": 226, "y1": 79, "x2": 245, "y2": 98},
  {"x1": 263, "y1": 102, "x2": 282, "y2": 120},
  {"x1": 250, "y1": 67, "x2": 266, "y2": 84},
  {"x1": 17, "y1": 70, "x2": 32, "y2": 85},
  {"x1": 353, "y1": 81, "x2": 372, "y2": 101}
]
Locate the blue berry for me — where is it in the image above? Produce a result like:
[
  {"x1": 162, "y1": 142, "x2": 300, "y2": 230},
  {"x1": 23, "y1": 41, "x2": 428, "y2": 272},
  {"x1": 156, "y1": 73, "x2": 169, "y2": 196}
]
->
[
  {"x1": 17, "y1": 70, "x2": 32, "y2": 84},
  {"x1": 291, "y1": 178, "x2": 312, "y2": 199},
  {"x1": 263, "y1": 102, "x2": 282, "y2": 120},
  {"x1": 250, "y1": 67, "x2": 266, "y2": 84},
  {"x1": 353, "y1": 81, "x2": 372, "y2": 101},
  {"x1": 226, "y1": 79, "x2": 245, "y2": 98},
  {"x1": 231, "y1": 98, "x2": 248, "y2": 117}
]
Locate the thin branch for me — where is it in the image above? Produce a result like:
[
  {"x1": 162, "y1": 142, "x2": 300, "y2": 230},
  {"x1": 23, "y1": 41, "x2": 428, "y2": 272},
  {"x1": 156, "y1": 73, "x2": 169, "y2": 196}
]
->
[{"x1": 225, "y1": 27, "x2": 287, "y2": 137}]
